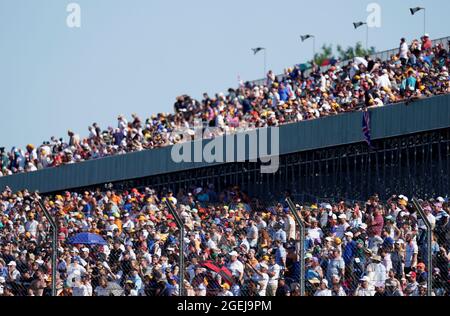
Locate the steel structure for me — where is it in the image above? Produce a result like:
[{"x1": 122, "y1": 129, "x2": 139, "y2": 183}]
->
[{"x1": 103, "y1": 128, "x2": 450, "y2": 202}]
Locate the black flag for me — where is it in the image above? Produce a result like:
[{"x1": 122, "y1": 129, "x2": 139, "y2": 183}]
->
[
  {"x1": 252, "y1": 47, "x2": 265, "y2": 55},
  {"x1": 300, "y1": 35, "x2": 313, "y2": 42},
  {"x1": 353, "y1": 22, "x2": 366, "y2": 29},
  {"x1": 410, "y1": 7, "x2": 423, "y2": 15}
]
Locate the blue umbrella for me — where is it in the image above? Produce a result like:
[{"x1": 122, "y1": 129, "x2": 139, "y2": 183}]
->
[{"x1": 67, "y1": 232, "x2": 107, "y2": 245}]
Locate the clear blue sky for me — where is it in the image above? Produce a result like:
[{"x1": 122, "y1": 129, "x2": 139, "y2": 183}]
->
[{"x1": 0, "y1": 0, "x2": 449, "y2": 150}]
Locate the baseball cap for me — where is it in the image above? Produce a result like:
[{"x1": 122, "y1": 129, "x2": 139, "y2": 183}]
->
[
  {"x1": 406, "y1": 271, "x2": 417, "y2": 278},
  {"x1": 229, "y1": 251, "x2": 239, "y2": 257},
  {"x1": 308, "y1": 278, "x2": 320, "y2": 285},
  {"x1": 417, "y1": 262, "x2": 425, "y2": 269},
  {"x1": 360, "y1": 276, "x2": 370, "y2": 282}
]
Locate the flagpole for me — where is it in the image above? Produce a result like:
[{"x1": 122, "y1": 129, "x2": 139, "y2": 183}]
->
[
  {"x1": 366, "y1": 24, "x2": 369, "y2": 51},
  {"x1": 313, "y1": 37, "x2": 316, "y2": 59},
  {"x1": 264, "y1": 49, "x2": 267, "y2": 79},
  {"x1": 423, "y1": 8, "x2": 426, "y2": 35}
]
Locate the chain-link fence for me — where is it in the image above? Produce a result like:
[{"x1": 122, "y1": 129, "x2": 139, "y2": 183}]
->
[
  {"x1": 170, "y1": 198, "x2": 304, "y2": 297},
  {"x1": 293, "y1": 195, "x2": 449, "y2": 297},
  {"x1": 1, "y1": 187, "x2": 449, "y2": 297},
  {"x1": 0, "y1": 195, "x2": 55, "y2": 296}
]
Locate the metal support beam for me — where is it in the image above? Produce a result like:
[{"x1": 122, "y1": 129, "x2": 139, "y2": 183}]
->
[
  {"x1": 411, "y1": 197, "x2": 432, "y2": 296},
  {"x1": 34, "y1": 193, "x2": 58, "y2": 297},
  {"x1": 165, "y1": 199, "x2": 185, "y2": 296},
  {"x1": 285, "y1": 197, "x2": 305, "y2": 296}
]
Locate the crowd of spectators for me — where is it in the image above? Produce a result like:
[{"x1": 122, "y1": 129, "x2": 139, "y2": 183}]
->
[
  {"x1": 0, "y1": 35, "x2": 448, "y2": 176},
  {"x1": 0, "y1": 185, "x2": 448, "y2": 296}
]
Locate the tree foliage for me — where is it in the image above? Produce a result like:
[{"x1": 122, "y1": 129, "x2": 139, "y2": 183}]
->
[
  {"x1": 313, "y1": 42, "x2": 376, "y2": 65},
  {"x1": 336, "y1": 42, "x2": 376, "y2": 60}
]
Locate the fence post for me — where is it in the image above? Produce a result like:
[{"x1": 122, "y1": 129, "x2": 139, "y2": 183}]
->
[
  {"x1": 34, "y1": 193, "x2": 58, "y2": 297},
  {"x1": 165, "y1": 199, "x2": 185, "y2": 296},
  {"x1": 411, "y1": 197, "x2": 433, "y2": 296},
  {"x1": 285, "y1": 197, "x2": 305, "y2": 296}
]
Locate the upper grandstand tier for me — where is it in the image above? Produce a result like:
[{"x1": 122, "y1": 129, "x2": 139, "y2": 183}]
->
[{"x1": 0, "y1": 35, "x2": 449, "y2": 178}]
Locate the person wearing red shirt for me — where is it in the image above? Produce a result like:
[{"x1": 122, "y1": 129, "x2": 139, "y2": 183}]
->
[
  {"x1": 422, "y1": 34, "x2": 432, "y2": 51},
  {"x1": 367, "y1": 206, "x2": 385, "y2": 238}
]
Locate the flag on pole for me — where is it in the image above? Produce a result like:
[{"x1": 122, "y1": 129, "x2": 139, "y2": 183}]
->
[
  {"x1": 300, "y1": 35, "x2": 313, "y2": 42},
  {"x1": 410, "y1": 7, "x2": 423, "y2": 15},
  {"x1": 252, "y1": 47, "x2": 265, "y2": 55},
  {"x1": 362, "y1": 110, "x2": 373, "y2": 147}
]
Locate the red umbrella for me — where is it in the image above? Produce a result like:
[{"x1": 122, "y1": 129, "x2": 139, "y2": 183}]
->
[
  {"x1": 200, "y1": 260, "x2": 221, "y2": 274},
  {"x1": 200, "y1": 261, "x2": 234, "y2": 285},
  {"x1": 219, "y1": 266, "x2": 234, "y2": 285}
]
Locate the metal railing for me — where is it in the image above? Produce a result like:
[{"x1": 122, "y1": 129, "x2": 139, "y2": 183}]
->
[{"x1": 247, "y1": 36, "x2": 450, "y2": 87}]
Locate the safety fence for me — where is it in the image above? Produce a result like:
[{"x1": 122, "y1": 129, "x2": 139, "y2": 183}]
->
[{"x1": 0, "y1": 190, "x2": 448, "y2": 296}]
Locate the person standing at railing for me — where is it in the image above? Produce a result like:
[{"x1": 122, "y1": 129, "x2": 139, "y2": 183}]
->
[{"x1": 399, "y1": 38, "x2": 409, "y2": 66}]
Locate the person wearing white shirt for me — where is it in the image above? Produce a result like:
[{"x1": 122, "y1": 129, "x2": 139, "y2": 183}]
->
[
  {"x1": 284, "y1": 213, "x2": 296, "y2": 241},
  {"x1": 238, "y1": 236, "x2": 250, "y2": 253},
  {"x1": 67, "y1": 259, "x2": 87, "y2": 278},
  {"x1": 106, "y1": 217, "x2": 118, "y2": 232},
  {"x1": 122, "y1": 214, "x2": 135, "y2": 231},
  {"x1": 72, "y1": 275, "x2": 93, "y2": 296},
  {"x1": 419, "y1": 206, "x2": 436, "y2": 230},
  {"x1": 255, "y1": 216, "x2": 267, "y2": 230},
  {"x1": 399, "y1": 38, "x2": 409, "y2": 64},
  {"x1": 377, "y1": 69, "x2": 392, "y2": 89},
  {"x1": 314, "y1": 279, "x2": 332, "y2": 296},
  {"x1": 404, "y1": 234, "x2": 418, "y2": 273},
  {"x1": 25, "y1": 215, "x2": 39, "y2": 237},
  {"x1": 307, "y1": 219, "x2": 323, "y2": 243},
  {"x1": 381, "y1": 251, "x2": 393, "y2": 273},
  {"x1": 355, "y1": 277, "x2": 374, "y2": 296},
  {"x1": 6, "y1": 261, "x2": 21, "y2": 282},
  {"x1": 267, "y1": 257, "x2": 281, "y2": 296},
  {"x1": 335, "y1": 215, "x2": 350, "y2": 239},
  {"x1": 367, "y1": 255, "x2": 387, "y2": 287},
  {"x1": 227, "y1": 251, "x2": 244, "y2": 282},
  {"x1": 247, "y1": 221, "x2": 258, "y2": 248},
  {"x1": 205, "y1": 233, "x2": 217, "y2": 250},
  {"x1": 249, "y1": 263, "x2": 269, "y2": 297}
]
